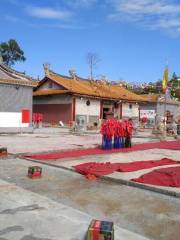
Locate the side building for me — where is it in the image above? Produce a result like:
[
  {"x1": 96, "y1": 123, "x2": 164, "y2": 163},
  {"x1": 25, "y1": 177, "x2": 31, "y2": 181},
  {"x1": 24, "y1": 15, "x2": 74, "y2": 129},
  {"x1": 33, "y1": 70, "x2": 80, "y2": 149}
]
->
[
  {"x1": 139, "y1": 94, "x2": 180, "y2": 128},
  {"x1": 33, "y1": 65, "x2": 146, "y2": 129},
  {"x1": 0, "y1": 62, "x2": 37, "y2": 133}
]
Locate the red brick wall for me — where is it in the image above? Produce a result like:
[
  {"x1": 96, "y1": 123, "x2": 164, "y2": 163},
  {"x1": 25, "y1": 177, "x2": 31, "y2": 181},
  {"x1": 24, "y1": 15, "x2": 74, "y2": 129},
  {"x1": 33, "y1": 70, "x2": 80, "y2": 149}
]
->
[{"x1": 33, "y1": 104, "x2": 72, "y2": 124}]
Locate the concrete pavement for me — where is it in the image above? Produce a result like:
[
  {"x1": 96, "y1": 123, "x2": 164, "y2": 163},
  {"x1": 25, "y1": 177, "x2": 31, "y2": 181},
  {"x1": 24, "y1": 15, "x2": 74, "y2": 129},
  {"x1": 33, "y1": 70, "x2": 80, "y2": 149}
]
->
[
  {"x1": 0, "y1": 130, "x2": 159, "y2": 155},
  {"x1": 0, "y1": 170, "x2": 150, "y2": 240},
  {"x1": 0, "y1": 158, "x2": 180, "y2": 240},
  {"x1": 0, "y1": 130, "x2": 180, "y2": 240}
]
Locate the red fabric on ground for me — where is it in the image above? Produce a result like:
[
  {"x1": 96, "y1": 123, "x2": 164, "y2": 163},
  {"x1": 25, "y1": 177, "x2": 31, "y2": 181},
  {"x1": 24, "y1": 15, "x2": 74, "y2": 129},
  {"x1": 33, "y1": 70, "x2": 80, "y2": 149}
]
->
[
  {"x1": 116, "y1": 158, "x2": 180, "y2": 172},
  {"x1": 132, "y1": 166, "x2": 180, "y2": 187},
  {"x1": 74, "y1": 162, "x2": 118, "y2": 177},
  {"x1": 74, "y1": 158, "x2": 180, "y2": 177},
  {"x1": 24, "y1": 140, "x2": 180, "y2": 161}
]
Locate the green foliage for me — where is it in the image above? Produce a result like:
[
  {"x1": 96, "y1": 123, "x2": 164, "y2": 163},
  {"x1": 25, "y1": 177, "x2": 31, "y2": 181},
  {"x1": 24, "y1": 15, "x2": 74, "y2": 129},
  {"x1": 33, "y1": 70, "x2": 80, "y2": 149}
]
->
[
  {"x1": 132, "y1": 75, "x2": 179, "y2": 100},
  {"x1": 170, "y1": 75, "x2": 180, "y2": 100},
  {"x1": 0, "y1": 39, "x2": 26, "y2": 66},
  {"x1": 132, "y1": 82, "x2": 162, "y2": 95},
  {"x1": 172, "y1": 72, "x2": 177, "y2": 80}
]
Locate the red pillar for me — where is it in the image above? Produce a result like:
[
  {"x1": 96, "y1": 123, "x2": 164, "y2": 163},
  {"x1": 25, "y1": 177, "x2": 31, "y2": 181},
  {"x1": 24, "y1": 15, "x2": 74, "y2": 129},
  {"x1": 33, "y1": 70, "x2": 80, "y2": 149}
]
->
[{"x1": 120, "y1": 102, "x2": 122, "y2": 119}]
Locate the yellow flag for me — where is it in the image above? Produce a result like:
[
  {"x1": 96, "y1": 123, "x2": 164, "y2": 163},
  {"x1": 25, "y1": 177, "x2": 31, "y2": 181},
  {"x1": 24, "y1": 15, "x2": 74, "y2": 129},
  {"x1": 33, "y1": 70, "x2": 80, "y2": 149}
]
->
[{"x1": 162, "y1": 67, "x2": 168, "y2": 93}]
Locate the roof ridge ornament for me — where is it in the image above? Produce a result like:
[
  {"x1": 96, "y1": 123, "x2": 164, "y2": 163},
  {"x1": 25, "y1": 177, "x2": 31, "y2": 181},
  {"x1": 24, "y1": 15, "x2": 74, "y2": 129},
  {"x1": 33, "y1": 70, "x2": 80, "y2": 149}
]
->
[
  {"x1": 69, "y1": 68, "x2": 76, "y2": 80},
  {"x1": 0, "y1": 55, "x2": 3, "y2": 64},
  {"x1": 43, "y1": 63, "x2": 50, "y2": 76}
]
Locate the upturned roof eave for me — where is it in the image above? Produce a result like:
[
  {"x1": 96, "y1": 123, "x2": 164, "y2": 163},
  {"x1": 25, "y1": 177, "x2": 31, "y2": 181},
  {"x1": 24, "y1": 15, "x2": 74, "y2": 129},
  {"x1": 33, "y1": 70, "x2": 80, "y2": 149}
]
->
[
  {"x1": 0, "y1": 63, "x2": 37, "y2": 82},
  {"x1": 35, "y1": 71, "x2": 148, "y2": 103},
  {"x1": 71, "y1": 92, "x2": 147, "y2": 102},
  {"x1": 0, "y1": 78, "x2": 37, "y2": 87},
  {"x1": 33, "y1": 89, "x2": 71, "y2": 96}
]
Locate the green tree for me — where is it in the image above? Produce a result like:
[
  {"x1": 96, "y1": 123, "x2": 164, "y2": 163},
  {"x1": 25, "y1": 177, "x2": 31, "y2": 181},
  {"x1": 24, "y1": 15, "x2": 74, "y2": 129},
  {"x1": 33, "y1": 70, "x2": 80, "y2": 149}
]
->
[
  {"x1": 170, "y1": 75, "x2": 180, "y2": 100},
  {"x1": 0, "y1": 39, "x2": 26, "y2": 66},
  {"x1": 172, "y1": 72, "x2": 177, "y2": 80}
]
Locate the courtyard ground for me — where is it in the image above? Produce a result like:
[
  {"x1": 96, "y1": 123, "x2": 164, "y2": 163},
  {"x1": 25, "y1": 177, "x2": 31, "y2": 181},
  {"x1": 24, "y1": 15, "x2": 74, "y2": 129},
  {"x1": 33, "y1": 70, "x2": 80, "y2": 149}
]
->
[
  {"x1": 0, "y1": 128, "x2": 180, "y2": 240},
  {"x1": 0, "y1": 128, "x2": 158, "y2": 154}
]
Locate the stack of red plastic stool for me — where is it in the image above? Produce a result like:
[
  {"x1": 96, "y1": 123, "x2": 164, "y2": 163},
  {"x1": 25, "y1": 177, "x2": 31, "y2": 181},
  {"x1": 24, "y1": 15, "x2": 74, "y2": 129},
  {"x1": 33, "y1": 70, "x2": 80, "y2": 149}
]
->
[
  {"x1": 28, "y1": 166, "x2": 42, "y2": 179},
  {"x1": 0, "y1": 148, "x2": 7, "y2": 157},
  {"x1": 87, "y1": 219, "x2": 114, "y2": 240}
]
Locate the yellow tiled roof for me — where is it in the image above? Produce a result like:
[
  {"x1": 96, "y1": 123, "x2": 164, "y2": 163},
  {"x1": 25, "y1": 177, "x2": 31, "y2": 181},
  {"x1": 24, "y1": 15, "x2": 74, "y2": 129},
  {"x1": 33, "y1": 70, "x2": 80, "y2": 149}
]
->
[
  {"x1": 0, "y1": 63, "x2": 37, "y2": 87},
  {"x1": 0, "y1": 78, "x2": 37, "y2": 87},
  {"x1": 140, "y1": 94, "x2": 160, "y2": 102},
  {"x1": 33, "y1": 89, "x2": 70, "y2": 96},
  {"x1": 40, "y1": 71, "x2": 146, "y2": 102}
]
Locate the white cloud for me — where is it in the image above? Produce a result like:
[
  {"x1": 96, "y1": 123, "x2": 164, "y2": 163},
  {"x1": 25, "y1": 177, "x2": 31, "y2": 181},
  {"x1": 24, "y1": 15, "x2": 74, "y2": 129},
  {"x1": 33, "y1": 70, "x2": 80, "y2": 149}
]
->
[
  {"x1": 108, "y1": 0, "x2": 180, "y2": 34},
  {"x1": 38, "y1": 22, "x2": 85, "y2": 30},
  {"x1": 111, "y1": 0, "x2": 180, "y2": 15},
  {"x1": 154, "y1": 18, "x2": 180, "y2": 28},
  {"x1": 27, "y1": 7, "x2": 71, "y2": 20}
]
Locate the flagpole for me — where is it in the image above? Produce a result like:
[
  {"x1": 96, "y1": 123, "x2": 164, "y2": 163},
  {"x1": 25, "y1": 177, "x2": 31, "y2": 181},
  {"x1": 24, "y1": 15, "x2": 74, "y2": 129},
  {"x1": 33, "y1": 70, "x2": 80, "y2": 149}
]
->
[
  {"x1": 163, "y1": 62, "x2": 168, "y2": 139},
  {"x1": 163, "y1": 87, "x2": 167, "y2": 139}
]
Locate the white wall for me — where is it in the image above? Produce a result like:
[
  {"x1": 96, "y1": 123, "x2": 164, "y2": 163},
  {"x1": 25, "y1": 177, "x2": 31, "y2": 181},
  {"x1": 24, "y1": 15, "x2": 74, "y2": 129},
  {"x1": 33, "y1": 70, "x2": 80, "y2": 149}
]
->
[
  {"x1": 76, "y1": 98, "x2": 100, "y2": 117},
  {"x1": 0, "y1": 112, "x2": 29, "y2": 127},
  {"x1": 122, "y1": 103, "x2": 139, "y2": 118}
]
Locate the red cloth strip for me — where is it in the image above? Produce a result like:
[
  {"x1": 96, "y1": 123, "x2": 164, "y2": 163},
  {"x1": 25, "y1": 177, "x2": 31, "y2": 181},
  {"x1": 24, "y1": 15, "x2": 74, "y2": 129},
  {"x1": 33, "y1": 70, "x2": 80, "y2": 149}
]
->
[
  {"x1": 132, "y1": 166, "x2": 180, "y2": 187},
  {"x1": 24, "y1": 141, "x2": 180, "y2": 161},
  {"x1": 74, "y1": 158, "x2": 180, "y2": 177},
  {"x1": 116, "y1": 158, "x2": 180, "y2": 172}
]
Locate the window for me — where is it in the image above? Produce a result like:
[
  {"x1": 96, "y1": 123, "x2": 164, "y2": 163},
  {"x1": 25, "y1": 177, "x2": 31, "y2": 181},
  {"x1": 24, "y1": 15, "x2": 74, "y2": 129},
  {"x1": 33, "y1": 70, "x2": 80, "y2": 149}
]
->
[
  {"x1": 86, "y1": 100, "x2": 90, "y2": 106},
  {"x1": 129, "y1": 104, "x2": 132, "y2": 109}
]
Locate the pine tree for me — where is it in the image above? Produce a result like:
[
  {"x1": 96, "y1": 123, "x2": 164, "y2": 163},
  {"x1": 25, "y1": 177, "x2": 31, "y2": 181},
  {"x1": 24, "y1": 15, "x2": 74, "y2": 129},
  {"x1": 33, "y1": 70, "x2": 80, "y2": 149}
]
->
[{"x1": 0, "y1": 39, "x2": 26, "y2": 66}]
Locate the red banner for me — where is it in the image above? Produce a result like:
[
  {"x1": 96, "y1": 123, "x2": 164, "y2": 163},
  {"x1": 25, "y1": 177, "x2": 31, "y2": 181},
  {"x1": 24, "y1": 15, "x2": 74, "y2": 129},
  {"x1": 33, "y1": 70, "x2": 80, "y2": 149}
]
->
[{"x1": 22, "y1": 109, "x2": 30, "y2": 123}]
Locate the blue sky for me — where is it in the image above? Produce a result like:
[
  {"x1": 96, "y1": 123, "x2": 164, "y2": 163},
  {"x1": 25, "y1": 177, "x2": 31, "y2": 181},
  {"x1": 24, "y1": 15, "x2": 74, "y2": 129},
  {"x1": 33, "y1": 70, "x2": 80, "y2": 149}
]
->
[{"x1": 1, "y1": 0, "x2": 180, "y2": 84}]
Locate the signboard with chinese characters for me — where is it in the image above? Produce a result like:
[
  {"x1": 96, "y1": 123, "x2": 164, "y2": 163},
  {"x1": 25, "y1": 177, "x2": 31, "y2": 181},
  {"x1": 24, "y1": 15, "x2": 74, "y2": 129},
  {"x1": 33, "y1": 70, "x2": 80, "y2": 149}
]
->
[{"x1": 140, "y1": 110, "x2": 156, "y2": 119}]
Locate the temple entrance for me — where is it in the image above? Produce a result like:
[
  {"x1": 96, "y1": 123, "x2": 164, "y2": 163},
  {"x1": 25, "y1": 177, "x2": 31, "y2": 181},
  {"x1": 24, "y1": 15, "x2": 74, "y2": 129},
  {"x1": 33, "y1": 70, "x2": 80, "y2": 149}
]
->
[{"x1": 103, "y1": 107, "x2": 110, "y2": 119}]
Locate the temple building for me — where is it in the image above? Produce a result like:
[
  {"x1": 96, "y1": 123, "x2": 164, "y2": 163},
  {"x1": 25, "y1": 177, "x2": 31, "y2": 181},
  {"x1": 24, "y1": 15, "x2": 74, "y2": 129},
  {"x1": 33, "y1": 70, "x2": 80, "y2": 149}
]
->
[
  {"x1": 0, "y1": 61, "x2": 37, "y2": 133},
  {"x1": 33, "y1": 65, "x2": 146, "y2": 130}
]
